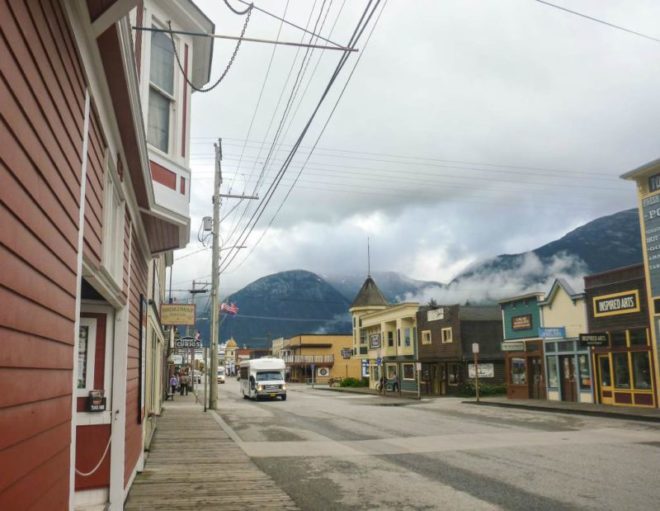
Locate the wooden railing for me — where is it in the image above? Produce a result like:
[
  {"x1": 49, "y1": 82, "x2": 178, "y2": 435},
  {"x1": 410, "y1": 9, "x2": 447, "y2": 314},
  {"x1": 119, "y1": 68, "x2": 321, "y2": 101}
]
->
[{"x1": 282, "y1": 355, "x2": 334, "y2": 364}]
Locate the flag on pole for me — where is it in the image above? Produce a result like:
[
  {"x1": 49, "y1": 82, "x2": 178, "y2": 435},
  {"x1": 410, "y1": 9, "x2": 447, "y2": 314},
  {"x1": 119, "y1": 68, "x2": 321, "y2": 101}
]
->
[{"x1": 220, "y1": 302, "x2": 239, "y2": 315}]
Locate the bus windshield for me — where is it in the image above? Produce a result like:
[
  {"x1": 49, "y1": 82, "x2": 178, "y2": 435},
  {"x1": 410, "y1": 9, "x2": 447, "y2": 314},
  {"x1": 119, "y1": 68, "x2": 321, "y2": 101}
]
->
[{"x1": 256, "y1": 371, "x2": 283, "y2": 381}]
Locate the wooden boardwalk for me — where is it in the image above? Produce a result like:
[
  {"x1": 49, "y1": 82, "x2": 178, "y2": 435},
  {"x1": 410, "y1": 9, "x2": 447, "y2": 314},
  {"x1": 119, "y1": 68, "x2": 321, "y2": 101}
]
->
[{"x1": 125, "y1": 396, "x2": 298, "y2": 510}]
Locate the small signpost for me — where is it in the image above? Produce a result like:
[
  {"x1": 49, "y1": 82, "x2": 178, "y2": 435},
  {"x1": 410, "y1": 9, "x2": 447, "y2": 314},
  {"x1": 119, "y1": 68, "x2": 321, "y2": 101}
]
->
[
  {"x1": 176, "y1": 336, "x2": 201, "y2": 349},
  {"x1": 472, "y1": 343, "x2": 480, "y2": 403}
]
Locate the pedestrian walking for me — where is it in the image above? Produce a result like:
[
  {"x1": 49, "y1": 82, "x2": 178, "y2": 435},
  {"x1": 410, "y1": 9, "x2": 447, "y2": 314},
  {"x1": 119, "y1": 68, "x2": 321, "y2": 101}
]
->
[
  {"x1": 169, "y1": 374, "x2": 178, "y2": 399},
  {"x1": 180, "y1": 372, "x2": 189, "y2": 396}
]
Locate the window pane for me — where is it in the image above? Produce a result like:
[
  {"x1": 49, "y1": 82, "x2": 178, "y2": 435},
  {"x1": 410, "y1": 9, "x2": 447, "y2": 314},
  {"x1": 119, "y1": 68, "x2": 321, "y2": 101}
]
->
[
  {"x1": 403, "y1": 364, "x2": 414, "y2": 379},
  {"x1": 557, "y1": 341, "x2": 574, "y2": 352},
  {"x1": 545, "y1": 343, "x2": 556, "y2": 352},
  {"x1": 611, "y1": 331, "x2": 626, "y2": 347},
  {"x1": 148, "y1": 90, "x2": 170, "y2": 152},
  {"x1": 578, "y1": 354, "x2": 591, "y2": 389},
  {"x1": 404, "y1": 328, "x2": 411, "y2": 347},
  {"x1": 448, "y1": 363, "x2": 460, "y2": 385},
  {"x1": 511, "y1": 358, "x2": 526, "y2": 385},
  {"x1": 599, "y1": 357, "x2": 611, "y2": 387},
  {"x1": 387, "y1": 331, "x2": 393, "y2": 347},
  {"x1": 613, "y1": 353, "x2": 630, "y2": 389},
  {"x1": 629, "y1": 328, "x2": 647, "y2": 346},
  {"x1": 78, "y1": 326, "x2": 89, "y2": 389},
  {"x1": 150, "y1": 30, "x2": 174, "y2": 94},
  {"x1": 632, "y1": 352, "x2": 652, "y2": 389},
  {"x1": 547, "y1": 356, "x2": 559, "y2": 387}
]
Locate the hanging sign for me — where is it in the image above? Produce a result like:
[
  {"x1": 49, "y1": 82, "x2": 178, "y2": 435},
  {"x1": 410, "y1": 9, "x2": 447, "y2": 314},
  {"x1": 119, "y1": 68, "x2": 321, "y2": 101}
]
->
[
  {"x1": 579, "y1": 333, "x2": 609, "y2": 346},
  {"x1": 369, "y1": 333, "x2": 381, "y2": 349},
  {"x1": 539, "y1": 327, "x2": 566, "y2": 339},
  {"x1": 161, "y1": 304, "x2": 196, "y2": 325}
]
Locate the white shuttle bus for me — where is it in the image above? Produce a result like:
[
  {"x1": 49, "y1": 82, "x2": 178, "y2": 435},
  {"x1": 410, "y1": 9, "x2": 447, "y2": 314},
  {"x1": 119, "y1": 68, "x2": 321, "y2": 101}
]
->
[{"x1": 240, "y1": 357, "x2": 287, "y2": 401}]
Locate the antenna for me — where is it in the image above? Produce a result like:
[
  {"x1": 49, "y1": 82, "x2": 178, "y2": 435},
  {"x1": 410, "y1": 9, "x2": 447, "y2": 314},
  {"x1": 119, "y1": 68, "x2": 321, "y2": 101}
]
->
[{"x1": 367, "y1": 237, "x2": 371, "y2": 277}]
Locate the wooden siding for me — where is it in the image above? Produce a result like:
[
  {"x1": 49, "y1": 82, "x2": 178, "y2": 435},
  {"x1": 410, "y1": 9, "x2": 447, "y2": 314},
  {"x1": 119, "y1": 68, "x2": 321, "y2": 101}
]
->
[
  {"x1": 125, "y1": 228, "x2": 148, "y2": 486},
  {"x1": 0, "y1": 0, "x2": 87, "y2": 506},
  {"x1": 416, "y1": 306, "x2": 462, "y2": 361}
]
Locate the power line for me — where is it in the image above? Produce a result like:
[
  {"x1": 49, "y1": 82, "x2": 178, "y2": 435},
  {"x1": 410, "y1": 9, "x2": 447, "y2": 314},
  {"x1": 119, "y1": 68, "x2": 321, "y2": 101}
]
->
[
  {"x1": 535, "y1": 0, "x2": 660, "y2": 44},
  {"x1": 219, "y1": 1, "x2": 383, "y2": 274}
]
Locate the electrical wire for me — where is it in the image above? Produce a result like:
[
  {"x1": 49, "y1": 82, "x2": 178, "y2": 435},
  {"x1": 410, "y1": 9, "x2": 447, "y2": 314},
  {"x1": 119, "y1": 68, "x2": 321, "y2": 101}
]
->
[
  {"x1": 220, "y1": 1, "x2": 382, "y2": 274},
  {"x1": 535, "y1": 0, "x2": 660, "y2": 44},
  {"x1": 223, "y1": 0, "x2": 322, "y2": 249}
]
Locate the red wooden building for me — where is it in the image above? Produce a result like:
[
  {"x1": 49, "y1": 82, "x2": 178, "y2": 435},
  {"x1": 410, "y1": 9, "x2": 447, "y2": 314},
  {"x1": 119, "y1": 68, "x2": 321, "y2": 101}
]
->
[{"x1": 0, "y1": 1, "x2": 213, "y2": 509}]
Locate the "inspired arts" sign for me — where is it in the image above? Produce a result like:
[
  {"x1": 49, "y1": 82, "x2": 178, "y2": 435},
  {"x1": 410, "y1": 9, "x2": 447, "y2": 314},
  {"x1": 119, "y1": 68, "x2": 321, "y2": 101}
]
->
[{"x1": 593, "y1": 290, "x2": 640, "y2": 318}]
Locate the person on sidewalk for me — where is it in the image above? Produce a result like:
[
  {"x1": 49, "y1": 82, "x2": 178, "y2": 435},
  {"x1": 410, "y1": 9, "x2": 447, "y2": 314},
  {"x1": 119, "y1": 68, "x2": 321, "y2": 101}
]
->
[
  {"x1": 180, "y1": 372, "x2": 189, "y2": 396},
  {"x1": 169, "y1": 374, "x2": 178, "y2": 399}
]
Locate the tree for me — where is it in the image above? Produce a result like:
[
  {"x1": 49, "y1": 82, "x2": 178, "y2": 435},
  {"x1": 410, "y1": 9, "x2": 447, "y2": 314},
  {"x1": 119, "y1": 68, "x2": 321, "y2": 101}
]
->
[{"x1": 427, "y1": 298, "x2": 439, "y2": 309}]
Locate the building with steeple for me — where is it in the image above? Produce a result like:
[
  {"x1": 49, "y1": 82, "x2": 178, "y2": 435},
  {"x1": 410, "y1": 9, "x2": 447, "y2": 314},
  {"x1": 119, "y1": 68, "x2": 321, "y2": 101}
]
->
[{"x1": 349, "y1": 276, "x2": 389, "y2": 360}]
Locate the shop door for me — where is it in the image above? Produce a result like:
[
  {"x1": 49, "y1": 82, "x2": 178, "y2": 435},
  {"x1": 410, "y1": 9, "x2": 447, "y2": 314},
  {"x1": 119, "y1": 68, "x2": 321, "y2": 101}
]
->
[
  {"x1": 529, "y1": 357, "x2": 544, "y2": 399},
  {"x1": 597, "y1": 354, "x2": 614, "y2": 405},
  {"x1": 559, "y1": 356, "x2": 577, "y2": 402}
]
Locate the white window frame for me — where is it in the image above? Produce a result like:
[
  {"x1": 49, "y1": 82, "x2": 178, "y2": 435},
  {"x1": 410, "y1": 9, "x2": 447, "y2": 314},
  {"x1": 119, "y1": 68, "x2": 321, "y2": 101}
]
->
[
  {"x1": 421, "y1": 330, "x2": 432, "y2": 345},
  {"x1": 101, "y1": 153, "x2": 125, "y2": 287},
  {"x1": 77, "y1": 317, "x2": 97, "y2": 397},
  {"x1": 442, "y1": 327, "x2": 453, "y2": 344},
  {"x1": 402, "y1": 363, "x2": 415, "y2": 380},
  {"x1": 147, "y1": 18, "x2": 178, "y2": 156}
]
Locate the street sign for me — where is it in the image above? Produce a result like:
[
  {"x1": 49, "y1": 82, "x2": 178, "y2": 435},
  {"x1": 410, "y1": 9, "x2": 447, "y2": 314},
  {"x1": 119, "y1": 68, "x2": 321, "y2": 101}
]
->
[
  {"x1": 376, "y1": 357, "x2": 382, "y2": 366},
  {"x1": 472, "y1": 343, "x2": 479, "y2": 354},
  {"x1": 341, "y1": 348, "x2": 352, "y2": 359},
  {"x1": 176, "y1": 336, "x2": 201, "y2": 349}
]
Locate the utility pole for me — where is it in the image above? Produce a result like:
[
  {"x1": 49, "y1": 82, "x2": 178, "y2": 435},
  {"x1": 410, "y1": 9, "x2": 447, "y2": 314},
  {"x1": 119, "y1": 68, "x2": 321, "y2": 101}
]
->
[
  {"x1": 209, "y1": 141, "x2": 222, "y2": 410},
  {"x1": 209, "y1": 138, "x2": 258, "y2": 410}
]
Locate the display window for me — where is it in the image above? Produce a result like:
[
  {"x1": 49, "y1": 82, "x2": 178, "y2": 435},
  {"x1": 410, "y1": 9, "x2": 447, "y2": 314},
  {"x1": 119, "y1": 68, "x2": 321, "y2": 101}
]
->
[
  {"x1": 632, "y1": 352, "x2": 652, "y2": 389},
  {"x1": 402, "y1": 363, "x2": 415, "y2": 380},
  {"x1": 547, "y1": 357, "x2": 559, "y2": 388},
  {"x1": 511, "y1": 358, "x2": 526, "y2": 385},
  {"x1": 613, "y1": 353, "x2": 631, "y2": 389},
  {"x1": 448, "y1": 363, "x2": 461, "y2": 385},
  {"x1": 577, "y1": 354, "x2": 591, "y2": 389}
]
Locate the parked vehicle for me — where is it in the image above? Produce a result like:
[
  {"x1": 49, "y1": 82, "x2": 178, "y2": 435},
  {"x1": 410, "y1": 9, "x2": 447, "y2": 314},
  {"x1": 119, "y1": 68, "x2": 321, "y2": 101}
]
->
[
  {"x1": 217, "y1": 367, "x2": 226, "y2": 384},
  {"x1": 240, "y1": 357, "x2": 287, "y2": 401}
]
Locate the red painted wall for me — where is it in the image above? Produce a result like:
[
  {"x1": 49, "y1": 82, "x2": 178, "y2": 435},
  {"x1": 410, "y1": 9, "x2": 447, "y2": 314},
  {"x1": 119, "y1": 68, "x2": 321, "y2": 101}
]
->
[
  {"x1": 124, "y1": 229, "x2": 148, "y2": 486},
  {"x1": 0, "y1": 1, "x2": 85, "y2": 507}
]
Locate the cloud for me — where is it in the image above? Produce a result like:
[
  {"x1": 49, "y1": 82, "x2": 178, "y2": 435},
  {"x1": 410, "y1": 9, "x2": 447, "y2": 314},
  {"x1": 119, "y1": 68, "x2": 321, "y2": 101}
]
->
[{"x1": 403, "y1": 252, "x2": 588, "y2": 305}]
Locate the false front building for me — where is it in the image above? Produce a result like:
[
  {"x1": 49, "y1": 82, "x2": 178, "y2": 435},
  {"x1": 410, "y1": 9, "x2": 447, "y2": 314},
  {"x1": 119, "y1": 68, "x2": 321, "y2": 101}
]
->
[{"x1": 416, "y1": 305, "x2": 504, "y2": 395}]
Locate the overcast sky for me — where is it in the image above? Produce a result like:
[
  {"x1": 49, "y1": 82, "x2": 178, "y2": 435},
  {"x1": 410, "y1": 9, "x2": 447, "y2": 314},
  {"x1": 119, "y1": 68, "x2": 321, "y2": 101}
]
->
[{"x1": 170, "y1": 0, "x2": 660, "y2": 298}]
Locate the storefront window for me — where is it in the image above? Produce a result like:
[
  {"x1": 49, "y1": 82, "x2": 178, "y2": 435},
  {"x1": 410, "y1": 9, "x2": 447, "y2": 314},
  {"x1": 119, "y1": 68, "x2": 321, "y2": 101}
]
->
[
  {"x1": 546, "y1": 356, "x2": 559, "y2": 388},
  {"x1": 402, "y1": 363, "x2": 414, "y2": 380},
  {"x1": 545, "y1": 343, "x2": 556, "y2": 352},
  {"x1": 511, "y1": 358, "x2": 526, "y2": 385},
  {"x1": 448, "y1": 363, "x2": 460, "y2": 385},
  {"x1": 557, "y1": 341, "x2": 574, "y2": 352},
  {"x1": 578, "y1": 354, "x2": 591, "y2": 389},
  {"x1": 611, "y1": 331, "x2": 627, "y2": 348},
  {"x1": 629, "y1": 328, "x2": 647, "y2": 346},
  {"x1": 613, "y1": 353, "x2": 630, "y2": 388},
  {"x1": 632, "y1": 352, "x2": 652, "y2": 389},
  {"x1": 599, "y1": 357, "x2": 611, "y2": 387}
]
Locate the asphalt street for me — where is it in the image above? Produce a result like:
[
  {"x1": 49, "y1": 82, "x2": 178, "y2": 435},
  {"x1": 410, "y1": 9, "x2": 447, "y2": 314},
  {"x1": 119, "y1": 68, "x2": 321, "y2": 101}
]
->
[{"x1": 213, "y1": 379, "x2": 660, "y2": 511}]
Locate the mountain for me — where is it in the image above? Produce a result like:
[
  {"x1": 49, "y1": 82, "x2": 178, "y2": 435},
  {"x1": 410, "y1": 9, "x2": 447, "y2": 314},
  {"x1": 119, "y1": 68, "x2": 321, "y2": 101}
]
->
[
  {"x1": 196, "y1": 270, "x2": 351, "y2": 349},
  {"x1": 456, "y1": 209, "x2": 642, "y2": 283}
]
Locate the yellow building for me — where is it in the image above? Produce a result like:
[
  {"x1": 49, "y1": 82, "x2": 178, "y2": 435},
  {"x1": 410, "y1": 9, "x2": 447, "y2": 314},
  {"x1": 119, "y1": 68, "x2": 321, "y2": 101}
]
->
[
  {"x1": 349, "y1": 276, "x2": 388, "y2": 360},
  {"x1": 360, "y1": 303, "x2": 420, "y2": 392},
  {"x1": 283, "y1": 334, "x2": 361, "y2": 383},
  {"x1": 622, "y1": 159, "x2": 660, "y2": 407},
  {"x1": 224, "y1": 338, "x2": 238, "y2": 375}
]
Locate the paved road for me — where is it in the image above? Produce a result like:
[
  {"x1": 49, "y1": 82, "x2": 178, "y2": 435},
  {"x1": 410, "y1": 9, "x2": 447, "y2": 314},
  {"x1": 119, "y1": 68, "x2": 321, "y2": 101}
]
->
[{"x1": 214, "y1": 379, "x2": 660, "y2": 511}]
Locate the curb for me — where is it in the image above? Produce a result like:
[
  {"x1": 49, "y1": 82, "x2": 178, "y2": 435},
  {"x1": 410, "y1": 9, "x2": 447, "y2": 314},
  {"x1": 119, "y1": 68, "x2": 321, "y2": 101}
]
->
[{"x1": 463, "y1": 400, "x2": 660, "y2": 423}]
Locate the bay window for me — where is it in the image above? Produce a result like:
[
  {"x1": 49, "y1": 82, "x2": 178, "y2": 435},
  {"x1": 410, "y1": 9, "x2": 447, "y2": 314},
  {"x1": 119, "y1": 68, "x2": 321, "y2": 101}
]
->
[{"x1": 148, "y1": 28, "x2": 175, "y2": 153}]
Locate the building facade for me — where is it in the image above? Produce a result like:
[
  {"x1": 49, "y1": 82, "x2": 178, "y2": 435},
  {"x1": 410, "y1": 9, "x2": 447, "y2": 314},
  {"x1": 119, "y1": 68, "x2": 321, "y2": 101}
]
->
[
  {"x1": 416, "y1": 305, "x2": 504, "y2": 395},
  {"x1": 499, "y1": 293, "x2": 546, "y2": 400},
  {"x1": 282, "y1": 334, "x2": 358, "y2": 383},
  {"x1": 622, "y1": 159, "x2": 660, "y2": 407},
  {"x1": 0, "y1": 1, "x2": 212, "y2": 509},
  {"x1": 584, "y1": 265, "x2": 656, "y2": 408},
  {"x1": 538, "y1": 279, "x2": 592, "y2": 404},
  {"x1": 360, "y1": 303, "x2": 420, "y2": 393}
]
